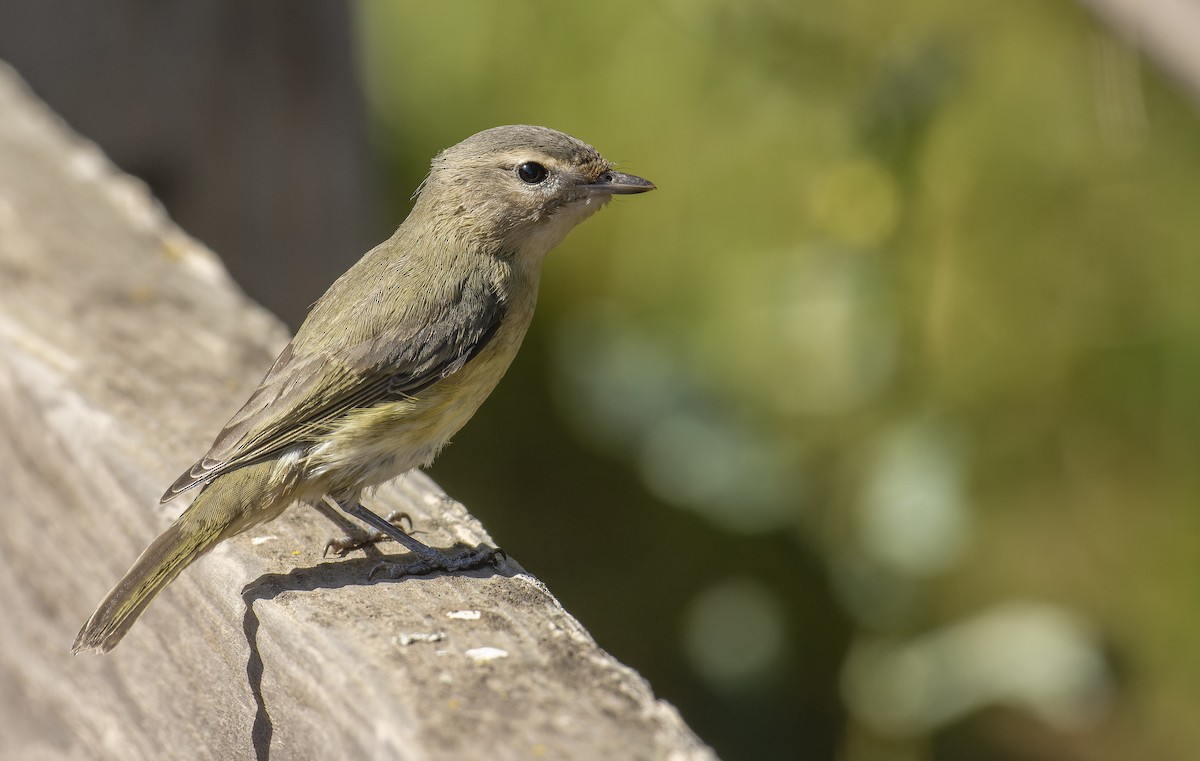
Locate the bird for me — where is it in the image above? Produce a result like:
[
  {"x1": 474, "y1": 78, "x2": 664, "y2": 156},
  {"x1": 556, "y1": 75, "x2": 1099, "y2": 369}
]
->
[{"x1": 73, "y1": 124, "x2": 654, "y2": 654}]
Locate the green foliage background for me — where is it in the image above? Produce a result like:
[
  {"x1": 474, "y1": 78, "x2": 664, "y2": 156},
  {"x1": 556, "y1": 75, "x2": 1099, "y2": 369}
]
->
[{"x1": 359, "y1": 2, "x2": 1200, "y2": 759}]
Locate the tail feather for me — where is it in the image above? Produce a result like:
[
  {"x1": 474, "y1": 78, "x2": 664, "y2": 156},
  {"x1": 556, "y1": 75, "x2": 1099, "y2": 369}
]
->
[
  {"x1": 72, "y1": 511, "x2": 223, "y2": 654},
  {"x1": 72, "y1": 461, "x2": 286, "y2": 654}
]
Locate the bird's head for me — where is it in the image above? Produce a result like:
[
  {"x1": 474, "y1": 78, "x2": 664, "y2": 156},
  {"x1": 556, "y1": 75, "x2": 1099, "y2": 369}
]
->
[{"x1": 415, "y1": 125, "x2": 654, "y2": 261}]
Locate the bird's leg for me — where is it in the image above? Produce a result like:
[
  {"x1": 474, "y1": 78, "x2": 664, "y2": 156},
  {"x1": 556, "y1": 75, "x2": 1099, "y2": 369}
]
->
[
  {"x1": 312, "y1": 498, "x2": 412, "y2": 557},
  {"x1": 321, "y1": 495, "x2": 501, "y2": 576}
]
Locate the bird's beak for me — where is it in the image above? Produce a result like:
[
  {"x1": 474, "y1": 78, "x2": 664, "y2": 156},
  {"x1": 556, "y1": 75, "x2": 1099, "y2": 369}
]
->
[{"x1": 582, "y1": 170, "x2": 656, "y2": 195}]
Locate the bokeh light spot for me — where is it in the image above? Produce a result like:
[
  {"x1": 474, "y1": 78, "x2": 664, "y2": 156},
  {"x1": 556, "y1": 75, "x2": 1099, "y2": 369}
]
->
[
  {"x1": 808, "y1": 158, "x2": 901, "y2": 248},
  {"x1": 683, "y1": 577, "x2": 788, "y2": 692}
]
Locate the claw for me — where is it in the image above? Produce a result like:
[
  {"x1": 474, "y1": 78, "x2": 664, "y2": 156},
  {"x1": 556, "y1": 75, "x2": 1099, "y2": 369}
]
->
[
  {"x1": 322, "y1": 512, "x2": 416, "y2": 557},
  {"x1": 383, "y1": 511, "x2": 413, "y2": 532},
  {"x1": 368, "y1": 545, "x2": 501, "y2": 581},
  {"x1": 323, "y1": 531, "x2": 384, "y2": 558},
  {"x1": 324, "y1": 538, "x2": 348, "y2": 558}
]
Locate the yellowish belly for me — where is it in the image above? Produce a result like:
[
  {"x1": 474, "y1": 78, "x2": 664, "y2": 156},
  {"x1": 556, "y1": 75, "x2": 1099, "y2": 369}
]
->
[{"x1": 302, "y1": 313, "x2": 529, "y2": 497}]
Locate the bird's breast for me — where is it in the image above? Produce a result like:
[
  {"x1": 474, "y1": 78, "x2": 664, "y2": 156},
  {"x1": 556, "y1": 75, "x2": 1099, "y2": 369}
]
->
[{"x1": 303, "y1": 299, "x2": 535, "y2": 495}]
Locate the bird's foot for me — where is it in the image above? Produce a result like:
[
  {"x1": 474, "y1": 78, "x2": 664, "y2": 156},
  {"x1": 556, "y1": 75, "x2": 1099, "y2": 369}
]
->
[
  {"x1": 368, "y1": 544, "x2": 505, "y2": 580},
  {"x1": 323, "y1": 512, "x2": 413, "y2": 557}
]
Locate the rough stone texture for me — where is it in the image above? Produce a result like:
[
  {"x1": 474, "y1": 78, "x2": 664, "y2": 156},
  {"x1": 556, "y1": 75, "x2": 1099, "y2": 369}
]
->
[
  {"x1": 0, "y1": 62, "x2": 716, "y2": 761},
  {"x1": 1076, "y1": 0, "x2": 1200, "y2": 105}
]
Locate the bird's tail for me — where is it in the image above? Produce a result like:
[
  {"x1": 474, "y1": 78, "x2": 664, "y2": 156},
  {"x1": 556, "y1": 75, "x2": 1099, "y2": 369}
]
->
[{"x1": 72, "y1": 464, "x2": 282, "y2": 654}]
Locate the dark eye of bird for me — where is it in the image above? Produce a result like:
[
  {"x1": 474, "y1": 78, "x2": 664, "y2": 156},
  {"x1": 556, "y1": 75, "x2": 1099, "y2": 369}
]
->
[{"x1": 516, "y1": 162, "x2": 549, "y2": 184}]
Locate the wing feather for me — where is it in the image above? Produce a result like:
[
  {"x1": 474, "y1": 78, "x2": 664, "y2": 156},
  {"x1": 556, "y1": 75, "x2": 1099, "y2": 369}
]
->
[{"x1": 162, "y1": 279, "x2": 505, "y2": 502}]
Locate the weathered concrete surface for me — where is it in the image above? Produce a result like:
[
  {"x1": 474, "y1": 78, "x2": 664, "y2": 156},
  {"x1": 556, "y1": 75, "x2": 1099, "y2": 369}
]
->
[{"x1": 0, "y1": 62, "x2": 716, "y2": 761}]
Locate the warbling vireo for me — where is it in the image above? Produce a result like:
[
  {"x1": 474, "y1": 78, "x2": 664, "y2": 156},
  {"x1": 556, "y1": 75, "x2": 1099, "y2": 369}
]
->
[{"x1": 73, "y1": 125, "x2": 654, "y2": 654}]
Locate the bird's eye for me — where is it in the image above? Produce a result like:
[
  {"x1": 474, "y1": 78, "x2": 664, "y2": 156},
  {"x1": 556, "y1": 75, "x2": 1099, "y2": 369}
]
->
[{"x1": 516, "y1": 162, "x2": 549, "y2": 184}]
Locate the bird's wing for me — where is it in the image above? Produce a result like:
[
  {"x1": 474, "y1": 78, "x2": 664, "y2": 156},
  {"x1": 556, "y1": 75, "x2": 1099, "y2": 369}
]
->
[{"x1": 161, "y1": 281, "x2": 505, "y2": 502}]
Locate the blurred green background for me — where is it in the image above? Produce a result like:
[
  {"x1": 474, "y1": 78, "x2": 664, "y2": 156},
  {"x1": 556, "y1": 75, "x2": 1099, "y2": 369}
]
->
[
  {"x1": 357, "y1": 3, "x2": 1200, "y2": 759},
  {"x1": 6, "y1": 1, "x2": 1200, "y2": 758}
]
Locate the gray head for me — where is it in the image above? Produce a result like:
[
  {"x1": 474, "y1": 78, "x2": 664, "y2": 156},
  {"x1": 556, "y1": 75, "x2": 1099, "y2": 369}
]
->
[{"x1": 414, "y1": 125, "x2": 654, "y2": 260}]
